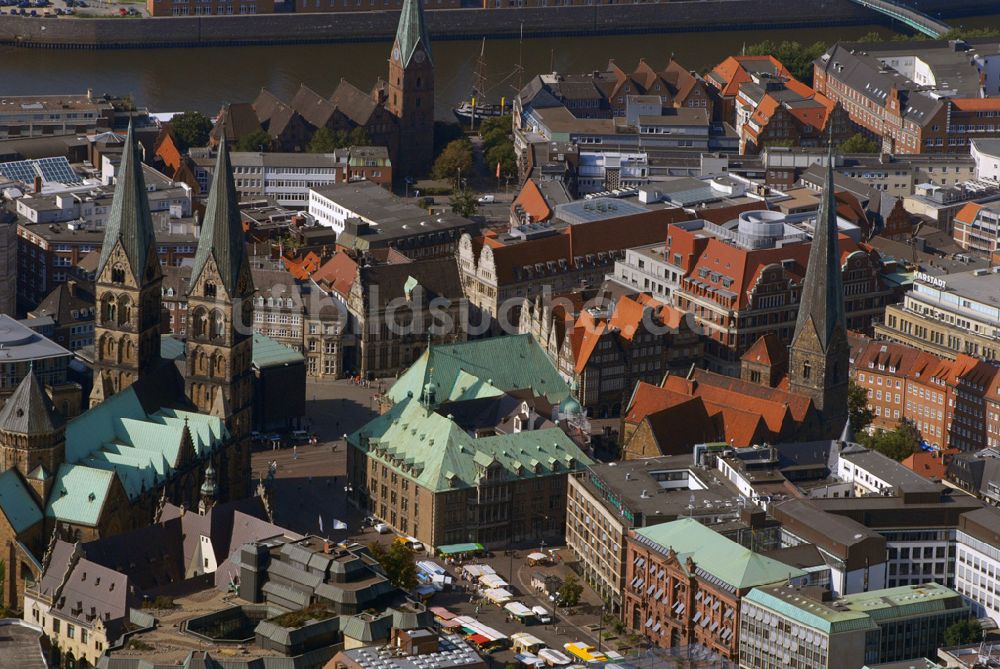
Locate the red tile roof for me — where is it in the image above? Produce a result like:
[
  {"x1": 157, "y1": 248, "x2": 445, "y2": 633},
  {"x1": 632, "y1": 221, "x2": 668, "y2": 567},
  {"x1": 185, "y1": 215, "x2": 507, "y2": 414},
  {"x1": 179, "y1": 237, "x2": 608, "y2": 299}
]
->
[
  {"x1": 901, "y1": 448, "x2": 958, "y2": 481},
  {"x1": 954, "y1": 202, "x2": 984, "y2": 226},
  {"x1": 741, "y1": 333, "x2": 785, "y2": 366},
  {"x1": 311, "y1": 252, "x2": 358, "y2": 297},
  {"x1": 709, "y1": 55, "x2": 792, "y2": 97},
  {"x1": 512, "y1": 178, "x2": 553, "y2": 223}
]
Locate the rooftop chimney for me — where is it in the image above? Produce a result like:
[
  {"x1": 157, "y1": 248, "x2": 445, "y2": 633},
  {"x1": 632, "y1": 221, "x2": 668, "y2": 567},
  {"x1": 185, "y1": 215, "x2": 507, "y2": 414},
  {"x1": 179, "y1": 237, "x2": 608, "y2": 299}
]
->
[{"x1": 34, "y1": 175, "x2": 42, "y2": 194}]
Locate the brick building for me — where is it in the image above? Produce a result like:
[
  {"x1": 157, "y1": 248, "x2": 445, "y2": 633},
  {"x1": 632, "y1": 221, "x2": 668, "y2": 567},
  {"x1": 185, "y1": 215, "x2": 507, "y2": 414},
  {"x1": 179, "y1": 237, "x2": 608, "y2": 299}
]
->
[
  {"x1": 813, "y1": 40, "x2": 1000, "y2": 154},
  {"x1": 623, "y1": 518, "x2": 805, "y2": 660},
  {"x1": 519, "y1": 291, "x2": 702, "y2": 418}
]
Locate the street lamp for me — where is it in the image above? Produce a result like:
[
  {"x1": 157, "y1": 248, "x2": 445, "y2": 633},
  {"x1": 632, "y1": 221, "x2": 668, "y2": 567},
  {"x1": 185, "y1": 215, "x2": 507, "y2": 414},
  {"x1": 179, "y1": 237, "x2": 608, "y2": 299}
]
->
[{"x1": 597, "y1": 602, "x2": 607, "y2": 653}]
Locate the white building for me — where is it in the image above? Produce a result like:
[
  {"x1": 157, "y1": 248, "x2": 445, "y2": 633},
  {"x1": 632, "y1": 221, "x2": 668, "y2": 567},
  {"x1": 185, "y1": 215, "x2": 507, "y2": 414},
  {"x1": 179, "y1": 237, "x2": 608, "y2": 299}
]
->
[
  {"x1": 972, "y1": 139, "x2": 1000, "y2": 181},
  {"x1": 956, "y1": 507, "x2": 1000, "y2": 626}
]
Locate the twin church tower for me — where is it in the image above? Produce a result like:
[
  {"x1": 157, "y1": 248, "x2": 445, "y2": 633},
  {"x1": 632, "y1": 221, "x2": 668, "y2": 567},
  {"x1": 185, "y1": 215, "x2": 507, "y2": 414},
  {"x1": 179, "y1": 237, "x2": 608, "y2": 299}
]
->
[{"x1": 90, "y1": 122, "x2": 254, "y2": 439}]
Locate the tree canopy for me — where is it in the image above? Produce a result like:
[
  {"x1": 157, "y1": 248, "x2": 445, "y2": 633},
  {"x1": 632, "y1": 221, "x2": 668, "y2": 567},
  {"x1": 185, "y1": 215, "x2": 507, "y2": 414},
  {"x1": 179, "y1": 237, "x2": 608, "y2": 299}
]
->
[
  {"x1": 368, "y1": 541, "x2": 419, "y2": 590},
  {"x1": 744, "y1": 40, "x2": 829, "y2": 85},
  {"x1": 943, "y1": 618, "x2": 983, "y2": 646},
  {"x1": 858, "y1": 419, "x2": 920, "y2": 461},
  {"x1": 308, "y1": 126, "x2": 371, "y2": 153},
  {"x1": 236, "y1": 129, "x2": 273, "y2": 153},
  {"x1": 432, "y1": 139, "x2": 474, "y2": 182},
  {"x1": 840, "y1": 133, "x2": 880, "y2": 154},
  {"x1": 556, "y1": 573, "x2": 583, "y2": 607},
  {"x1": 450, "y1": 189, "x2": 478, "y2": 217},
  {"x1": 848, "y1": 380, "x2": 874, "y2": 435},
  {"x1": 169, "y1": 111, "x2": 213, "y2": 151}
]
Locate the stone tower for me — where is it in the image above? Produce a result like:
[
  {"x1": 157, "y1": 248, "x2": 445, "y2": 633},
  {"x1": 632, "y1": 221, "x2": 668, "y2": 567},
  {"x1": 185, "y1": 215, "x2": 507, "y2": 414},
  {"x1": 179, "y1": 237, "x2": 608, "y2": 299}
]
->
[
  {"x1": 788, "y1": 146, "x2": 850, "y2": 438},
  {"x1": 91, "y1": 121, "x2": 163, "y2": 407},
  {"x1": 386, "y1": 0, "x2": 434, "y2": 179},
  {"x1": 0, "y1": 368, "x2": 64, "y2": 503},
  {"x1": 185, "y1": 139, "x2": 254, "y2": 442},
  {"x1": 199, "y1": 462, "x2": 218, "y2": 515}
]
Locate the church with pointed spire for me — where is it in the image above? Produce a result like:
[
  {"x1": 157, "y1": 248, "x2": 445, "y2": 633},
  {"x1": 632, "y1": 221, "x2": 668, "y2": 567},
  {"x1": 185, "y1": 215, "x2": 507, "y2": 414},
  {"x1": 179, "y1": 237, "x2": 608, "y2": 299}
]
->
[
  {"x1": 787, "y1": 148, "x2": 851, "y2": 438},
  {"x1": 386, "y1": 0, "x2": 435, "y2": 178},
  {"x1": 0, "y1": 123, "x2": 254, "y2": 610}
]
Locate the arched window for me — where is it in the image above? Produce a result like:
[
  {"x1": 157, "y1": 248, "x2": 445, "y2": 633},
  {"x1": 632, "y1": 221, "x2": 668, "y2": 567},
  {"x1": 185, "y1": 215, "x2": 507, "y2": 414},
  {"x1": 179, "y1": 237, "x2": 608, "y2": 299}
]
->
[
  {"x1": 210, "y1": 310, "x2": 224, "y2": 340},
  {"x1": 212, "y1": 354, "x2": 225, "y2": 377},
  {"x1": 101, "y1": 296, "x2": 116, "y2": 325},
  {"x1": 205, "y1": 282, "x2": 217, "y2": 298},
  {"x1": 123, "y1": 338, "x2": 134, "y2": 361},
  {"x1": 111, "y1": 264, "x2": 125, "y2": 284},
  {"x1": 118, "y1": 295, "x2": 132, "y2": 327},
  {"x1": 192, "y1": 308, "x2": 208, "y2": 339},
  {"x1": 802, "y1": 362, "x2": 811, "y2": 380}
]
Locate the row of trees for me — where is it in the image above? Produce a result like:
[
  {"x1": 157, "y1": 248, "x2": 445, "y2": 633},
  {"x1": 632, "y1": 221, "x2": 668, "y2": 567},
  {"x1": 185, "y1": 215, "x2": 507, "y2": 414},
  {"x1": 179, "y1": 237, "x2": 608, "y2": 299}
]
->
[{"x1": 168, "y1": 111, "x2": 372, "y2": 154}]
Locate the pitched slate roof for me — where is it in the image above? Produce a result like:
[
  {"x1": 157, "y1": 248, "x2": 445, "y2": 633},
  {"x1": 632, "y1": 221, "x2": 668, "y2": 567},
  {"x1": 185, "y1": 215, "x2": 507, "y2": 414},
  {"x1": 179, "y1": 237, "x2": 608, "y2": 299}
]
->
[
  {"x1": 0, "y1": 469, "x2": 43, "y2": 533},
  {"x1": 386, "y1": 335, "x2": 572, "y2": 405},
  {"x1": 633, "y1": 517, "x2": 805, "y2": 591},
  {"x1": 394, "y1": 0, "x2": 433, "y2": 68},
  {"x1": 97, "y1": 121, "x2": 156, "y2": 279},
  {"x1": 330, "y1": 80, "x2": 379, "y2": 127},
  {"x1": 189, "y1": 139, "x2": 250, "y2": 296},
  {"x1": 0, "y1": 368, "x2": 60, "y2": 435},
  {"x1": 291, "y1": 83, "x2": 338, "y2": 129}
]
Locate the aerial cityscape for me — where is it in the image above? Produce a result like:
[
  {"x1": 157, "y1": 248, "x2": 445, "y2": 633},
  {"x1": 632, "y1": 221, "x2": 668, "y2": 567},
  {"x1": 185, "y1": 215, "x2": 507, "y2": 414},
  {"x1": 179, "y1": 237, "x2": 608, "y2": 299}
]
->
[{"x1": 2, "y1": 0, "x2": 1000, "y2": 668}]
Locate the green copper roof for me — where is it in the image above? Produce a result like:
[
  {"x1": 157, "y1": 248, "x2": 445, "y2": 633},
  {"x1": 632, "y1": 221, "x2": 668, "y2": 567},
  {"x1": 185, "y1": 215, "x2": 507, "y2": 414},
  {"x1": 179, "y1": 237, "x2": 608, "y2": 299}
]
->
[
  {"x1": 387, "y1": 335, "x2": 571, "y2": 406},
  {"x1": 349, "y1": 395, "x2": 591, "y2": 493},
  {"x1": 0, "y1": 469, "x2": 43, "y2": 533},
  {"x1": 394, "y1": 0, "x2": 433, "y2": 67},
  {"x1": 97, "y1": 121, "x2": 156, "y2": 280},
  {"x1": 46, "y1": 464, "x2": 115, "y2": 527},
  {"x1": 743, "y1": 586, "x2": 876, "y2": 635},
  {"x1": 634, "y1": 518, "x2": 806, "y2": 591},
  {"x1": 0, "y1": 369, "x2": 59, "y2": 435},
  {"x1": 49, "y1": 385, "x2": 229, "y2": 523},
  {"x1": 251, "y1": 332, "x2": 303, "y2": 368},
  {"x1": 189, "y1": 138, "x2": 251, "y2": 297},
  {"x1": 836, "y1": 582, "x2": 964, "y2": 622},
  {"x1": 159, "y1": 334, "x2": 186, "y2": 361}
]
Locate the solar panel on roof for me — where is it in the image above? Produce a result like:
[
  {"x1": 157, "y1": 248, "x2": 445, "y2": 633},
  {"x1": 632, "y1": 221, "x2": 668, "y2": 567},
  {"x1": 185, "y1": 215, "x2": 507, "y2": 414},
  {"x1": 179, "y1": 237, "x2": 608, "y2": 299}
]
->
[{"x1": 0, "y1": 156, "x2": 81, "y2": 186}]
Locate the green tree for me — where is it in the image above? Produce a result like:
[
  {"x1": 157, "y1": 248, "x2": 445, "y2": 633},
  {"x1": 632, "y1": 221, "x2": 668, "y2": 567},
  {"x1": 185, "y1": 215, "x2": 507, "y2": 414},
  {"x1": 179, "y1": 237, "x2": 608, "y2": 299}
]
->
[
  {"x1": 347, "y1": 126, "x2": 371, "y2": 147},
  {"x1": 848, "y1": 380, "x2": 874, "y2": 435},
  {"x1": 308, "y1": 127, "x2": 345, "y2": 153},
  {"x1": 943, "y1": 618, "x2": 983, "y2": 646},
  {"x1": 486, "y1": 142, "x2": 516, "y2": 179},
  {"x1": 434, "y1": 121, "x2": 464, "y2": 156},
  {"x1": 859, "y1": 419, "x2": 920, "y2": 461},
  {"x1": 478, "y1": 115, "x2": 512, "y2": 139},
  {"x1": 450, "y1": 189, "x2": 478, "y2": 217},
  {"x1": 432, "y1": 139, "x2": 473, "y2": 182},
  {"x1": 169, "y1": 111, "x2": 213, "y2": 151},
  {"x1": 840, "y1": 133, "x2": 880, "y2": 154},
  {"x1": 368, "y1": 541, "x2": 418, "y2": 589},
  {"x1": 744, "y1": 40, "x2": 829, "y2": 85},
  {"x1": 557, "y1": 574, "x2": 583, "y2": 607},
  {"x1": 237, "y1": 129, "x2": 273, "y2": 153}
]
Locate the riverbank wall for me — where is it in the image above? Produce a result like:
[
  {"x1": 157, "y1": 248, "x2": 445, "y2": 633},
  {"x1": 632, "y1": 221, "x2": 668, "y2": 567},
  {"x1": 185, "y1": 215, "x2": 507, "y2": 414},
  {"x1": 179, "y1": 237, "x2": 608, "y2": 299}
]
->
[{"x1": 0, "y1": 0, "x2": 991, "y2": 49}]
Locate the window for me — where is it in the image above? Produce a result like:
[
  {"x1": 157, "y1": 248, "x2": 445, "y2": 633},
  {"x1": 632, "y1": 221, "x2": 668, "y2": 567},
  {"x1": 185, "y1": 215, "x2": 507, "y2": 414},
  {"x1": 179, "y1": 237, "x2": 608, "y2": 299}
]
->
[{"x1": 802, "y1": 362, "x2": 811, "y2": 380}]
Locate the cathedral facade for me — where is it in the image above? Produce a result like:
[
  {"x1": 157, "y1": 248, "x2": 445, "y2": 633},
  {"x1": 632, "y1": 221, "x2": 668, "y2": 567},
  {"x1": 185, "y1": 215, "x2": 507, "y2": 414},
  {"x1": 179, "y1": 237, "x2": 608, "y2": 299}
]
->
[{"x1": 0, "y1": 125, "x2": 254, "y2": 610}]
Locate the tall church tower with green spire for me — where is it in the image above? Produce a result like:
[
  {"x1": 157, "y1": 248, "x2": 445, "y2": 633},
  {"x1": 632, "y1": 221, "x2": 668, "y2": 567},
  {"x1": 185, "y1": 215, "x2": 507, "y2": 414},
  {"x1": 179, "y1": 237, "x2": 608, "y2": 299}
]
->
[
  {"x1": 788, "y1": 147, "x2": 850, "y2": 438},
  {"x1": 185, "y1": 139, "x2": 255, "y2": 443},
  {"x1": 90, "y1": 121, "x2": 163, "y2": 407},
  {"x1": 387, "y1": 0, "x2": 434, "y2": 178}
]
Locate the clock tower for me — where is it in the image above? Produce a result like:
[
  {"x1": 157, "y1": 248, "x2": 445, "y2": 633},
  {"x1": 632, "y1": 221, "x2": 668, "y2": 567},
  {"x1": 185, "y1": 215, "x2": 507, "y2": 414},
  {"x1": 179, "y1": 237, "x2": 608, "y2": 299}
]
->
[{"x1": 387, "y1": 0, "x2": 434, "y2": 179}]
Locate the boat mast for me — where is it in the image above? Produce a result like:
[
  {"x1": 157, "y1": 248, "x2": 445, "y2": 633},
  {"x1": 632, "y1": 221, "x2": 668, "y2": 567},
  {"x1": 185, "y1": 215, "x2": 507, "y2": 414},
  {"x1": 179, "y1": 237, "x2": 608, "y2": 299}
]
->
[{"x1": 473, "y1": 37, "x2": 487, "y2": 100}]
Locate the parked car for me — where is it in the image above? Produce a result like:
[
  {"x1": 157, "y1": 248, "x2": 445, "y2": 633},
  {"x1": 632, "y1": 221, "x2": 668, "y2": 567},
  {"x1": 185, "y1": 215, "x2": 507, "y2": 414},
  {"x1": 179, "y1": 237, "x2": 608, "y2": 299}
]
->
[
  {"x1": 374, "y1": 522, "x2": 391, "y2": 534},
  {"x1": 477, "y1": 194, "x2": 496, "y2": 204}
]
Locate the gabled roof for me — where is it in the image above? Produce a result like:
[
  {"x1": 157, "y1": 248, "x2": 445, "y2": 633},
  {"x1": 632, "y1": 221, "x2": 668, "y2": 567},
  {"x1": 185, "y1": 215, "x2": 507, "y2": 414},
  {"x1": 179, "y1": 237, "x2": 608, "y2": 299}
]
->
[
  {"x1": 312, "y1": 252, "x2": 359, "y2": 297},
  {"x1": 189, "y1": 138, "x2": 250, "y2": 296},
  {"x1": 741, "y1": 333, "x2": 786, "y2": 367},
  {"x1": 0, "y1": 368, "x2": 60, "y2": 435},
  {"x1": 387, "y1": 335, "x2": 572, "y2": 405},
  {"x1": 290, "y1": 83, "x2": 338, "y2": 129},
  {"x1": 633, "y1": 517, "x2": 805, "y2": 590},
  {"x1": 708, "y1": 55, "x2": 792, "y2": 97},
  {"x1": 394, "y1": 0, "x2": 433, "y2": 68},
  {"x1": 331, "y1": 80, "x2": 378, "y2": 127},
  {"x1": 0, "y1": 469, "x2": 43, "y2": 534},
  {"x1": 512, "y1": 178, "x2": 553, "y2": 223},
  {"x1": 96, "y1": 121, "x2": 156, "y2": 279}
]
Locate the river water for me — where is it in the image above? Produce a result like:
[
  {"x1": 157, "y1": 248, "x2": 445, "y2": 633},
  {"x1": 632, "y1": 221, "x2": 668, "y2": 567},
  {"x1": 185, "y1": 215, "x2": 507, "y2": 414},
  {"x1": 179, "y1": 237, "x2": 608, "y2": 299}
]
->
[{"x1": 1, "y1": 14, "x2": 998, "y2": 120}]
